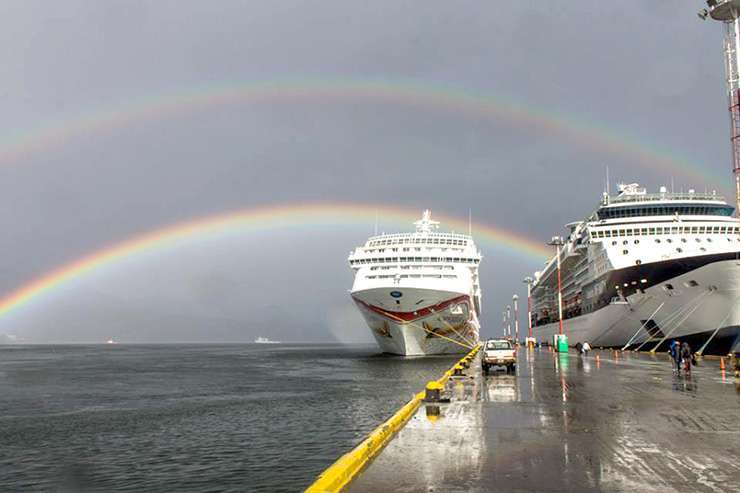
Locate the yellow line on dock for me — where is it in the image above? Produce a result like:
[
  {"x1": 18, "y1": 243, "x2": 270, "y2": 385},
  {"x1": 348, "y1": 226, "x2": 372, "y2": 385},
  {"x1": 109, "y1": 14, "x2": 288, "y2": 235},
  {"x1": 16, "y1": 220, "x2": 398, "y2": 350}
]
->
[{"x1": 305, "y1": 344, "x2": 481, "y2": 493}]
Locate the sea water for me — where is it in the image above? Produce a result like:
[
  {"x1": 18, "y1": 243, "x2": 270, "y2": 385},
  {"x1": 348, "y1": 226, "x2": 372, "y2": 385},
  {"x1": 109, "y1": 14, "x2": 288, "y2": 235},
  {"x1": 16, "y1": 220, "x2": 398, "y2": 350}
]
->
[{"x1": 0, "y1": 344, "x2": 457, "y2": 492}]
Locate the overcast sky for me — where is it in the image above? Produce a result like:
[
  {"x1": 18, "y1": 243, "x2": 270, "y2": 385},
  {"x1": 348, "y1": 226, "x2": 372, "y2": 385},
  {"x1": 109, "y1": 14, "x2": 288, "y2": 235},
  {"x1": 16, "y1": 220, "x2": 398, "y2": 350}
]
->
[{"x1": 0, "y1": 0, "x2": 732, "y2": 343}]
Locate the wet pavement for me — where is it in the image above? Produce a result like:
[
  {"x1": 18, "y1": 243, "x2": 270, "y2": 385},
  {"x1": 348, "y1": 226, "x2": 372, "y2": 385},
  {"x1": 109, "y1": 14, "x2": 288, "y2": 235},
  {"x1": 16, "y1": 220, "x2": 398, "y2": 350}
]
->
[{"x1": 350, "y1": 348, "x2": 740, "y2": 493}]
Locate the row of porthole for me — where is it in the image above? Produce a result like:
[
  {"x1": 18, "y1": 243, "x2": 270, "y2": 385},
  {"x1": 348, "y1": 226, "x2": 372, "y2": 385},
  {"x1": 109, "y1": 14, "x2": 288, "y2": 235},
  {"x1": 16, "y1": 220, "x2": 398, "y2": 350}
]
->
[
  {"x1": 664, "y1": 280, "x2": 699, "y2": 291},
  {"x1": 612, "y1": 236, "x2": 734, "y2": 247},
  {"x1": 616, "y1": 279, "x2": 701, "y2": 290},
  {"x1": 627, "y1": 245, "x2": 707, "y2": 259}
]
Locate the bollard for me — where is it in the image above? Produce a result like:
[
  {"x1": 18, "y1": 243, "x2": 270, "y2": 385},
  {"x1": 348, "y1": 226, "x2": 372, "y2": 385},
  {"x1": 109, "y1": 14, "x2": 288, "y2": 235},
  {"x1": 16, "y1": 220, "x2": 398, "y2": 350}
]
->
[
  {"x1": 424, "y1": 381, "x2": 444, "y2": 402},
  {"x1": 425, "y1": 405, "x2": 441, "y2": 422}
]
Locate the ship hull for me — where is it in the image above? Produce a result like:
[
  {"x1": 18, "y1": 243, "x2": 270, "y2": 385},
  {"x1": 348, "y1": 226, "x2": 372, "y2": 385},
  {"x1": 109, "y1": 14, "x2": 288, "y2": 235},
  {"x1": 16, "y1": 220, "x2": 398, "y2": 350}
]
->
[
  {"x1": 351, "y1": 287, "x2": 479, "y2": 356},
  {"x1": 534, "y1": 259, "x2": 740, "y2": 354}
]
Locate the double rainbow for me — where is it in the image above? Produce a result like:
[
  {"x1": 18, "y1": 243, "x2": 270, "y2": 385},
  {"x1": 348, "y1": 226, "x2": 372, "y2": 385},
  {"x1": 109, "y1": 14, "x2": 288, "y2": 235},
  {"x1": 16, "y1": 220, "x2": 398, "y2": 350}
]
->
[{"x1": 0, "y1": 77, "x2": 726, "y2": 190}]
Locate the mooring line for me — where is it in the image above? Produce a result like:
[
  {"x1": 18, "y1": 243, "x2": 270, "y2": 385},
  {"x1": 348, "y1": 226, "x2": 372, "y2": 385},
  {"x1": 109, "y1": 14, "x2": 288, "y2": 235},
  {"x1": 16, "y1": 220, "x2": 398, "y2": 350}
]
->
[
  {"x1": 649, "y1": 290, "x2": 713, "y2": 353},
  {"x1": 622, "y1": 301, "x2": 665, "y2": 351},
  {"x1": 696, "y1": 302, "x2": 735, "y2": 355},
  {"x1": 633, "y1": 290, "x2": 709, "y2": 352},
  {"x1": 381, "y1": 311, "x2": 475, "y2": 351}
]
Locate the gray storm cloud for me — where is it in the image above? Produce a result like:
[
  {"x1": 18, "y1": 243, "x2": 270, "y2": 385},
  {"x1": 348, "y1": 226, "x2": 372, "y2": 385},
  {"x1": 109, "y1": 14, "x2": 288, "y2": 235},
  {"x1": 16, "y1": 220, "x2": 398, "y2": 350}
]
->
[{"x1": 0, "y1": 0, "x2": 730, "y2": 342}]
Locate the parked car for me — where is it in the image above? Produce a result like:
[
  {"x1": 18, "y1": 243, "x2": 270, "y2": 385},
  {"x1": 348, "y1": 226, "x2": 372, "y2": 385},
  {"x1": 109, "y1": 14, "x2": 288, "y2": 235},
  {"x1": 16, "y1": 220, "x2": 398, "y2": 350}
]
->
[{"x1": 482, "y1": 339, "x2": 516, "y2": 374}]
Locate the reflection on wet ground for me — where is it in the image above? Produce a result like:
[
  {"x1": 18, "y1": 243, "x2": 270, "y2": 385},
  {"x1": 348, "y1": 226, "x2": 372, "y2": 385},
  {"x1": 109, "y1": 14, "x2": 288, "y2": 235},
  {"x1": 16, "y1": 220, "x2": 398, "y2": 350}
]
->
[{"x1": 351, "y1": 348, "x2": 740, "y2": 493}]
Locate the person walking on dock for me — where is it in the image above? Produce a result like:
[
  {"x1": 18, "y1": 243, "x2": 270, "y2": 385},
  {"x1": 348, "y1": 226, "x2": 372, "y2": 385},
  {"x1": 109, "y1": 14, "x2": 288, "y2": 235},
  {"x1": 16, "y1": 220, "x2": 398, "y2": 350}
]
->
[
  {"x1": 669, "y1": 340, "x2": 682, "y2": 374},
  {"x1": 681, "y1": 342, "x2": 693, "y2": 375}
]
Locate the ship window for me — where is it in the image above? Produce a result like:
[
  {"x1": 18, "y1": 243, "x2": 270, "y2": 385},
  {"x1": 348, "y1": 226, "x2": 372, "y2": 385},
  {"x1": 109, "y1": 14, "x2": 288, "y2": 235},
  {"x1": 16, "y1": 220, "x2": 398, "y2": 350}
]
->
[
  {"x1": 635, "y1": 260, "x2": 642, "y2": 265},
  {"x1": 681, "y1": 238, "x2": 687, "y2": 243},
  {"x1": 676, "y1": 248, "x2": 683, "y2": 253},
  {"x1": 700, "y1": 247, "x2": 707, "y2": 252},
  {"x1": 707, "y1": 238, "x2": 712, "y2": 242},
  {"x1": 641, "y1": 228, "x2": 648, "y2": 235},
  {"x1": 626, "y1": 228, "x2": 634, "y2": 236},
  {"x1": 655, "y1": 239, "x2": 661, "y2": 243},
  {"x1": 623, "y1": 240, "x2": 628, "y2": 245},
  {"x1": 686, "y1": 280, "x2": 699, "y2": 287},
  {"x1": 695, "y1": 238, "x2": 701, "y2": 242},
  {"x1": 612, "y1": 241, "x2": 617, "y2": 246},
  {"x1": 619, "y1": 229, "x2": 626, "y2": 236},
  {"x1": 665, "y1": 283, "x2": 674, "y2": 290},
  {"x1": 622, "y1": 250, "x2": 629, "y2": 255},
  {"x1": 634, "y1": 239, "x2": 640, "y2": 244}
]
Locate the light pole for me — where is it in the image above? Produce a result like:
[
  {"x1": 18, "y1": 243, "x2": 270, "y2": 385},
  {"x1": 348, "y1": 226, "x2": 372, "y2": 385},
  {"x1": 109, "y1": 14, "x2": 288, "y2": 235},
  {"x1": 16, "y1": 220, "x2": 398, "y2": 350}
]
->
[
  {"x1": 502, "y1": 310, "x2": 507, "y2": 338},
  {"x1": 506, "y1": 305, "x2": 512, "y2": 340},
  {"x1": 512, "y1": 294, "x2": 519, "y2": 344},
  {"x1": 523, "y1": 276, "x2": 534, "y2": 340},
  {"x1": 547, "y1": 236, "x2": 565, "y2": 336},
  {"x1": 700, "y1": 0, "x2": 740, "y2": 215}
]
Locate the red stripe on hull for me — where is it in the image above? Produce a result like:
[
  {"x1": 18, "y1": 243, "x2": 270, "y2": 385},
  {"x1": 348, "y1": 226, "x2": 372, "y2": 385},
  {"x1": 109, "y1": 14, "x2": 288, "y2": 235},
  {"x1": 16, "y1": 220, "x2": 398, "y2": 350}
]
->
[{"x1": 352, "y1": 294, "x2": 470, "y2": 323}]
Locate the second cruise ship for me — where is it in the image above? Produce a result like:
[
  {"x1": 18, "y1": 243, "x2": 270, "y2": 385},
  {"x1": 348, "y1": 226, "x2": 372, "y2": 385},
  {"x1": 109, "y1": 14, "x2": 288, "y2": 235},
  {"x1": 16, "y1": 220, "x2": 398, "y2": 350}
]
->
[
  {"x1": 530, "y1": 183, "x2": 740, "y2": 354},
  {"x1": 348, "y1": 211, "x2": 482, "y2": 356}
]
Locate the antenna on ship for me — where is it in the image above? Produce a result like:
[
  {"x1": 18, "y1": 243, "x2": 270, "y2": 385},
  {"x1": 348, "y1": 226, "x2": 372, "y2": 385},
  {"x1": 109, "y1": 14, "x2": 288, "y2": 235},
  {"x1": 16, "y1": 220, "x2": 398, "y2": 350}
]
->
[
  {"x1": 700, "y1": 0, "x2": 740, "y2": 216},
  {"x1": 414, "y1": 209, "x2": 439, "y2": 233}
]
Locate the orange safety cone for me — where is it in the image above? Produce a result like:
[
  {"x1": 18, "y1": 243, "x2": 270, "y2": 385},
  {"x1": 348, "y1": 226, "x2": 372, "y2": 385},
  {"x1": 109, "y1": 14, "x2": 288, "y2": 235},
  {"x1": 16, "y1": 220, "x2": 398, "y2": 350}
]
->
[{"x1": 720, "y1": 357, "x2": 726, "y2": 371}]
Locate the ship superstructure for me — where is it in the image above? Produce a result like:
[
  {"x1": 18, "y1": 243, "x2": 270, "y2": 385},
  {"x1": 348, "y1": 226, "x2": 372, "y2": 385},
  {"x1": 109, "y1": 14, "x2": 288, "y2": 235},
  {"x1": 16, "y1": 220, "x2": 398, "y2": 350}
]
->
[
  {"x1": 348, "y1": 211, "x2": 482, "y2": 355},
  {"x1": 531, "y1": 183, "x2": 740, "y2": 353}
]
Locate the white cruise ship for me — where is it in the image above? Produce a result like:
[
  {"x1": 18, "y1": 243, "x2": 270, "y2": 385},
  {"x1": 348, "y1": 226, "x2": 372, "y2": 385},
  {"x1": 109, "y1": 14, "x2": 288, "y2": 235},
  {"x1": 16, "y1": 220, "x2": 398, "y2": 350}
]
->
[
  {"x1": 348, "y1": 211, "x2": 482, "y2": 356},
  {"x1": 531, "y1": 183, "x2": 740, "y2": 354}
]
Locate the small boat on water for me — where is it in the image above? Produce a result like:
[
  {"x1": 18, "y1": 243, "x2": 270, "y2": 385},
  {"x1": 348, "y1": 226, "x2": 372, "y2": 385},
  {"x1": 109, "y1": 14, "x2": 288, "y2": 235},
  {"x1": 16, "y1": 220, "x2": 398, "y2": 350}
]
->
[{"x1": 254, "y1": 336, "x2": 280, "y2": 344}]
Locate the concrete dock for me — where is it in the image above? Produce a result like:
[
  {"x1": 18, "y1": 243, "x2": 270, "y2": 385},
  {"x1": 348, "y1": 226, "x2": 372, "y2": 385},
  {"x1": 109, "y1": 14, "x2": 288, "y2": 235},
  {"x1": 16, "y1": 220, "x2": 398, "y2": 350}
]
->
[{"x1": 349, "y1": 349, "x2": 740, "y2": 493}]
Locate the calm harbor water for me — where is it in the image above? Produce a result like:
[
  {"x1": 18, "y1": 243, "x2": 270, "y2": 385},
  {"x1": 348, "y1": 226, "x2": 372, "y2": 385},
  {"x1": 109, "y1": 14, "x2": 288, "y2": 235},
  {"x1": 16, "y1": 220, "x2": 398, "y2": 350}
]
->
[{"x1": 0, "y1": 344, "x2": 457, "y2": 492}]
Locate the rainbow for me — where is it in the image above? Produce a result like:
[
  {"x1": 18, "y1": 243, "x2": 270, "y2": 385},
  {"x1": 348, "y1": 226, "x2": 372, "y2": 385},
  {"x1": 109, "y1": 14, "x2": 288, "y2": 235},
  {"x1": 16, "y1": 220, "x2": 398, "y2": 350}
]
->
[
  {"x1": 0, "y1": 77, "x2": 728, "y2": 191},
  {"x1": 0, "y1": 203, "x2": 550, "y2": 319}
]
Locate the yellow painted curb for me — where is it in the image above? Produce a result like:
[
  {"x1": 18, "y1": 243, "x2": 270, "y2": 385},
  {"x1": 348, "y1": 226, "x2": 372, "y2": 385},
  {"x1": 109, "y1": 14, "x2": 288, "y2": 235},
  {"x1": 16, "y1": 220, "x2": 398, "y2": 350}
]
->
[{"x1": 305, "y1": 344, "x2": 481, "y2": 492}]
